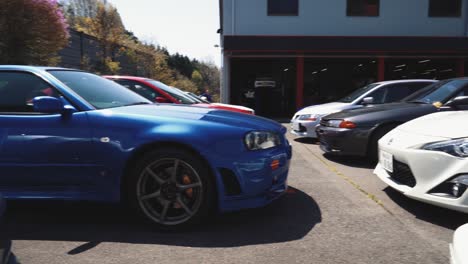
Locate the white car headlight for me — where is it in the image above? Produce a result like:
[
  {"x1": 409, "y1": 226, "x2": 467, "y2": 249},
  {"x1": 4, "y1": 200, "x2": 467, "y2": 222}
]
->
[
  {"x1": 298, "y1": 114, "x2": 319, "y2": 121},
  {"x1": 422, "y1": 138, "x2": 468, "y2": 157},
  {"x1": 244, "y1": 131, "x2": 281, "y2": 150}
]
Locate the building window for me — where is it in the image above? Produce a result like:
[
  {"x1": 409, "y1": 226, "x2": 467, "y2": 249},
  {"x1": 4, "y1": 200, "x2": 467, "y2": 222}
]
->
[
  {"x1": 267, "y1": 0, "x2": 299, "y2": 16},
  {"x1": 429, "y1": 0, "x2": 461, "y2": 17},
  {"x1": 347, "y1": 0, "x2": 379, "y2": 17}
]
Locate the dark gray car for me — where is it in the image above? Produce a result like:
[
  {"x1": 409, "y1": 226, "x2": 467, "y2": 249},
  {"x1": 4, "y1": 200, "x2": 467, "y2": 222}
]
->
[{"x1": 316, "y1": 78, "x2": 468, "y2": 160}]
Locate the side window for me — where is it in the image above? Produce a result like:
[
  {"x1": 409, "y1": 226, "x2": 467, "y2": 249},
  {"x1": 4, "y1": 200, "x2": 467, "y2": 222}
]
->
[
  {"x1": 366, "y1": 88, "x2": 387, "y2": 104},
  {"x1": 383, "y1": 84, "x2": 414, "y2": 103},
  {"x1": 114, "y1": 80, "x2": 161, "y2": 101},
  {"x1": 347, "y1": 0, "x2": 379, "y2": 16},
  {"x1": 407, "y1": 82, "x2": 433, "y2": 94},
  {"x1": 0, "y1": 71, "x2": 58, "y2": 113},
  {"x1": 454, "y1": 86, "x2": 468, "y2": 97},
  {"x1": 268, "y1": 0, "x2": 299, "y2": 16}
]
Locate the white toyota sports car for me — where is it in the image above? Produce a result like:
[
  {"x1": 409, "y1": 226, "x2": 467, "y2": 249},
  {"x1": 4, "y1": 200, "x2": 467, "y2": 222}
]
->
[{"x1": 374, "y1": 107, "x2": 468, "y2": 213}]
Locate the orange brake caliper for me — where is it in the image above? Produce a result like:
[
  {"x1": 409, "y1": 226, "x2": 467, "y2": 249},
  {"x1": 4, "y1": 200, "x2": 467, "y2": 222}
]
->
[
  {"x1": 174, "y1": 175, "x2": 193, "y2": 209},
  {"x1": 182, "y1": 175, "x2": 194, "y2": 198}
]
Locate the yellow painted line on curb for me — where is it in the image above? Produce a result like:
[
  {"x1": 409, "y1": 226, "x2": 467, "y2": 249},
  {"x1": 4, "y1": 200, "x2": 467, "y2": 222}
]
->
[{"x1": 305, "y1": 147, "x2": 394, "y2": 216}]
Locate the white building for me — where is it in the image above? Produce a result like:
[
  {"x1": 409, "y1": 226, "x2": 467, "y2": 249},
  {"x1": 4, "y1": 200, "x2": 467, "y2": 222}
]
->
[{"x1": 219, "y1": 0, "x2": 468, "y2": 117}]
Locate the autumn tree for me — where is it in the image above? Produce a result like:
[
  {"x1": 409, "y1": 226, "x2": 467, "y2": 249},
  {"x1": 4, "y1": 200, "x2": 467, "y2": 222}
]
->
[
  {"x1": 73, "y1": 2, "x2": 125, "y2": 74},
  {"x1": 171, "y1": 73, "x2": 199, "y2": 94},
  {"x1": 63, "y1": 0, "x2": 99, "y2": 18},
  {"x1": 0, "y1": 0, "x2": 69, "y2": 65}
]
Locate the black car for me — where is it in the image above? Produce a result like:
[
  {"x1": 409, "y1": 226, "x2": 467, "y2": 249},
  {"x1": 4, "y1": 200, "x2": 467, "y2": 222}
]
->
[
  {"x1": 316, "y1": 78, "x2": 468, "y2": 160},
  {"x1": 0, "y1": 194, "x2": 15, "y2": 264}
]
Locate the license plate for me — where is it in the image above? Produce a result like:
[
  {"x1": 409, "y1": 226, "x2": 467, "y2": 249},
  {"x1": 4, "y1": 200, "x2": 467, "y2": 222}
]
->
[
  {"x1": 292, "y1": 122, "x2": 300, "y2": 131},
  {"x1": 380, "y1": 150, "x2": 393, "y2": 173}
]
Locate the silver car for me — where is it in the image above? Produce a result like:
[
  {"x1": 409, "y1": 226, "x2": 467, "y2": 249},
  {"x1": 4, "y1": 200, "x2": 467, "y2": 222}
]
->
[{"x1": 290, "y1": 79, "x2": 436, "y2": 138}]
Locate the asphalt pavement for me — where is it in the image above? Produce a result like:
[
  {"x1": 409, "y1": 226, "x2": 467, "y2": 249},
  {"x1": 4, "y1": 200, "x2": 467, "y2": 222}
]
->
[{"x1": 4, "y1": 126, "x2": 468, "y2": 264}]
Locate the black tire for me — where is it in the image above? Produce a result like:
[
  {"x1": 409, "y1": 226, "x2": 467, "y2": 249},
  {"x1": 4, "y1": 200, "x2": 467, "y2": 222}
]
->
[
  {"x1": 368, "y1": 124, "x2": 398, "y2": 162},
  {"x1": 127, "y1": 148, "x2": 215, "y2": 229}
]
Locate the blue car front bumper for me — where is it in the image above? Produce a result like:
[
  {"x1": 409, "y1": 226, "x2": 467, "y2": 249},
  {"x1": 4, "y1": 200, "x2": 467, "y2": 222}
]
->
[{"x1": 213, "y1": 143, "x2": 292, "y2": 212}]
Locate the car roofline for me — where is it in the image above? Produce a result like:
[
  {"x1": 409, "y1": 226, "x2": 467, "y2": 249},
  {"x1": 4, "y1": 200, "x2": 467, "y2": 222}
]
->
[{"x1": 373, "y1": 79, "x2": 438, "y2": 85}]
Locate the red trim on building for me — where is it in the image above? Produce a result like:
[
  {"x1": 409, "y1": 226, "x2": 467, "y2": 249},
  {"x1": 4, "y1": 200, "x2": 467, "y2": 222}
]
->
[
  {"x1": 223, "y1": 35, "x2": 468, "y2": 39},
  {"x1": 458, "y1": 58, "x2": 465, "y2": 77},
  {"x1": 378, "y1": 57, "x2": 385, "y2": 81},
  {"x1": 225, "y1": 49, "x2": 468, "y2": 54},
  {"x1": 296, "y1": 56, "x2": 304, "y2": 110}
]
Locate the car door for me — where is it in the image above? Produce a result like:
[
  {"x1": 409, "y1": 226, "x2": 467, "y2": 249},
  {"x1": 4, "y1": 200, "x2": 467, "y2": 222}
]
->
[{"x1": 0, "y1": 71, "x2": 95, "y2": 190}]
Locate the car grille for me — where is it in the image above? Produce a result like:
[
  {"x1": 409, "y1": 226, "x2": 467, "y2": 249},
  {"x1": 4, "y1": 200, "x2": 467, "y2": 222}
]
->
[
  {"x1": 388, "y1": 160, "x2": 417, "y2": 187},
  {"x1": 320, "y1": 119, "x2": 328, "y2": 127},
  {"x1": 294, "y1": 123, "x2": 307, "y2": 132}
]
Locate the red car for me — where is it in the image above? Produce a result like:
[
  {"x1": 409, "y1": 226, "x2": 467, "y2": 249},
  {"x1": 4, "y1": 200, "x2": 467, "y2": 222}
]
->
[{"x1": 103, "y1": 76, "x2": 254, "y2": 115}]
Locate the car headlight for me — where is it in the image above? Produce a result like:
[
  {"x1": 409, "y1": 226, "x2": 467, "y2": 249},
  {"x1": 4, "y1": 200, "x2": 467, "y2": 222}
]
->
[
  {"x1": 244, "y1": 131, "x2": 281, "y2": 150},
  {"x1": 298, "y1": 114, "x2": 319, "y2": 121},
  {"x1": 327, "y1": 120, "x2": 342, "y2": 128},
  {"x1": 325, "y1": 120, "x2": 357, "y2": 129},
  {"x1": 422, "y1": 138, "x2": 468, "y2": 157}
]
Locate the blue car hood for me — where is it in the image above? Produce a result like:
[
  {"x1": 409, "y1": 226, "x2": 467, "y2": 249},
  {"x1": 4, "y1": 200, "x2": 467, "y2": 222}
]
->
[{"x1": 103, "y1": 104, "x2": 285, "y2": 133}]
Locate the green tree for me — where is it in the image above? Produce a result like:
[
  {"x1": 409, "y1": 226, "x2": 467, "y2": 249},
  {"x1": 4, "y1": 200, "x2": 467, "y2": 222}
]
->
[
  {"x1": 0, "y1": 0, "x2": 69, "y2": 65},
  {"x1": 168, "y1": 53, "x2": 195, "y2": 78},
  {"x1": 191, "y1": 70, "x2": 204, "y2": 89},
  {"x1": 171, "y1": 73, "x2": 198, "y2": 94}
]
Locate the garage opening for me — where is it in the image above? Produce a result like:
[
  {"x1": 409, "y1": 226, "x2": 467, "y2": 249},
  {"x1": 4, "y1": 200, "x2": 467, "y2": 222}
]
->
[{"x1": 230, "y1": 58, "x2": 296, "y2": 118}]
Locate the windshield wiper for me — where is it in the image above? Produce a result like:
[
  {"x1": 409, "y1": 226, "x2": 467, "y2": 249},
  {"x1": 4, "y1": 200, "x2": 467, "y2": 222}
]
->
[
  {"x1": 406, "y1": 100, "x2": 428, "y2": 104},
  {"x1": 123, "y1": 102, "x2": 152, "y2": 106}
]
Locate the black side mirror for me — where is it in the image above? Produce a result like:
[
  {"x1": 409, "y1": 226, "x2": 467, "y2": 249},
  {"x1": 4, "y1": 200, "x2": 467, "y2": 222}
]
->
[{"x1": 446, "y1": 96, "x2": 468, "y2": 110}]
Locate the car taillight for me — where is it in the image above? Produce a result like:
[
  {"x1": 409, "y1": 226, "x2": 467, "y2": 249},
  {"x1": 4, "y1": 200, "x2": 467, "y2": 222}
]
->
[
  {"x1": 339, "y1": 120, "x2": 357, "y2": 129},
  {"x1": 306, "y1": 118, "x2": 317, "y2": 121}
]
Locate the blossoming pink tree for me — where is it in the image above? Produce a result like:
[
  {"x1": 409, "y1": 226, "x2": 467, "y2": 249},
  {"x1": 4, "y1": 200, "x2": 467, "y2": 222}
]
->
[{"x1": 0, "y1": 0, "x2": 69, "y2": 65}]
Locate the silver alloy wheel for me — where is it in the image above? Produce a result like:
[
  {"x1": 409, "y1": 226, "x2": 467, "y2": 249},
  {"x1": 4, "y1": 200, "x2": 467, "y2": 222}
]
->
[{"x1": 136, "y1": 158, "x2": 204, "y2": 225}]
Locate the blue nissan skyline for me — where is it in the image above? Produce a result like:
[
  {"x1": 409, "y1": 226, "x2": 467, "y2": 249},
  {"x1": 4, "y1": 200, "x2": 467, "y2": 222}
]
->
[{"x1": 0, "y1": 66, "x2": 291, "y2": 228}]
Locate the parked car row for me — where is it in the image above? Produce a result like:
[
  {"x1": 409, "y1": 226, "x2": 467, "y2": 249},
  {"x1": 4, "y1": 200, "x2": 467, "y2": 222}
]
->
[
  {"x1": 292, "y1": 78, "x2": 468, "y2": 217},
  {"x1": 293, "y1": 78, "x2": 468, "y2": 262},
  {"x1": 0, "y1": 66, "x2": 290, "y2": 229},
  {"x1": 103, "y1": 75, "x2": 255, "y2": 115},
  {"x1": 291, "y1": 79, "x2": 437, "y2": 139}
]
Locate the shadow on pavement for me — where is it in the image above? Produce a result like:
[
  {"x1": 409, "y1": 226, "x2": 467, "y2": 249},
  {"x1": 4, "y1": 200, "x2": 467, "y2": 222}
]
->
[
  {"x1": 3, "y1": 187, "x2": 321, "y2": 253},
  {"x1": 322, "y1": 153, "x2": 376, "y2": 170},
  {"x1": 384, "y1": 187, "x2": 468, "y2": 230},
  {"x1": 293, "y1": 138, "x2": 319, "y2": 145}
]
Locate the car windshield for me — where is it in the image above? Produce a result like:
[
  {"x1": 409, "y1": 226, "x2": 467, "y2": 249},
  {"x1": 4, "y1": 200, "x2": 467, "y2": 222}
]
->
[
  {"x1": 48, "y1": 70, "x2": 151, "y2": 109},
  {"x1": 337, "y1": 83, "x2": 380, "y2": 103},
  {"x1": 405, "y1": 80, "x2": 467, "y2": 104},
  {"x1": 185, "y1": 91, "x2": 210, "y2": 104},
  {"x1": 185, "y1": 92, "x2": 204, "y2": 103},
  {"x1": 171, "y1": 87, "x2": 205, "y2": 103},
  {"x1": 146, "y1": 80, "x2": 197, "y2": 104}
]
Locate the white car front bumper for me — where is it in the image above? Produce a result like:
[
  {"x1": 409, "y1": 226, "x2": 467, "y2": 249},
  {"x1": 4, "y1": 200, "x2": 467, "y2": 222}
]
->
[
  {"x1": 374, "y1": 133, "x2": 468, "y2": 213},
  {"x1": 290, "y1": 119, "x2": 320, "y2": 138}
]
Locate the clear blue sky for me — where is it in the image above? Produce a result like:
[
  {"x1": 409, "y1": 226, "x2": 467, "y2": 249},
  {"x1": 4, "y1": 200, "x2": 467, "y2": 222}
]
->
[{"x1": 109, "y1": 0, "x2": 221, "y2": 67}]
